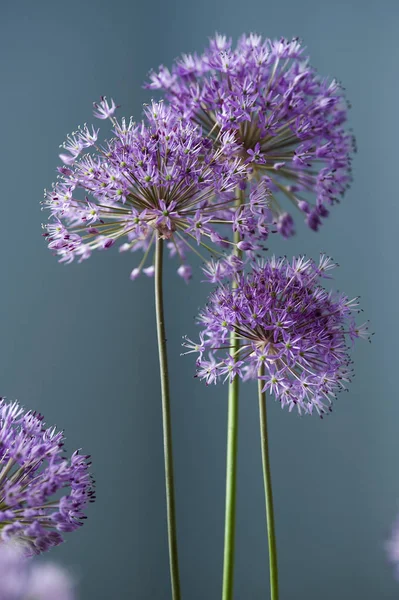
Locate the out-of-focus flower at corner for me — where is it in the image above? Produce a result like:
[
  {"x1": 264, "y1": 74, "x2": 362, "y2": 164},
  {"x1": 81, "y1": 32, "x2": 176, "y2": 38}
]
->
[
  {"x1": 386, "y1": 515, "x2": 399, "y2": 580},
  {"x1": 0, "y1": 543, "x2": 75, "y2": 600}
]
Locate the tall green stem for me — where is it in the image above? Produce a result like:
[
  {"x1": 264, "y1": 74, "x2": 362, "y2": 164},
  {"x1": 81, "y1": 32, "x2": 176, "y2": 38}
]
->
[
  {"x1": 222, "y1": 189, "x2": 243, "y2": 600},
  {"x1": 154, "y1": 235, "x2": 181, "y2": 600},
  {"x1": 258, "y1": 364, "x2": 279, "y2": 600}
]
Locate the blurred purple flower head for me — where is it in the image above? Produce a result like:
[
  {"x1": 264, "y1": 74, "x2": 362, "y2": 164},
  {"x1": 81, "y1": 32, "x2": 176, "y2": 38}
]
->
[
  {"x1": 386, "y1": 515, "x2": 399, "y2": 579},
  {"x1": 43, "y1": 99, "x2": 273, "y2": 281},
  {"x1": 0, "y1": 543, "x2": 75, "y2": 600},
  {"x1": 184, "y1": 255, "x2": 369, "y2": 415},
  {"x1": 147, "y1": 34, "x2": 354, "y2": 235},
  {"x1": 0, "y1": 398, "x2": 95, "y2": 555}
]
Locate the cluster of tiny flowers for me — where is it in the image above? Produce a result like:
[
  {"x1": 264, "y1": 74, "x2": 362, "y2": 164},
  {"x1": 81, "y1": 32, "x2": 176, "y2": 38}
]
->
[
  {"x1": 0, "y1": 399, "x2": 95, "y2": 555},
  {"x1": 201, "y1": 253, "x2": 244, "y2": 284},
  {"x1": 43, "y1": 98, "x2": 273, "y2": 282},
  {"x1": 147, "y1": 34, "x2": 354, "y2": 235},
  {"x1": 0, "y1": 543, "x2": 74, "y2": 600},
  {"x1": 184, "y1": 256, "x2": 369, "y2": 415}
]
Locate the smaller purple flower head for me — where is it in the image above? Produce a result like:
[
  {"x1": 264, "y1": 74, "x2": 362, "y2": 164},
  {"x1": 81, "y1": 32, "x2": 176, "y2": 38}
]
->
[
  {"x1": 0, "y1": 543, "x2": 75, "y2": 599},
  {"x1": 185, "y1": 255, "x2": 369, "y2": 416},
  {"x1": 43, "y1": 99, "x2": 265, "y2": 282},
  {"x1": 147, "y1": 33, "x2": 354, "y2": 235},
  {"x1": 0, "y1": 398, "x2": 95, "y2": 555}
]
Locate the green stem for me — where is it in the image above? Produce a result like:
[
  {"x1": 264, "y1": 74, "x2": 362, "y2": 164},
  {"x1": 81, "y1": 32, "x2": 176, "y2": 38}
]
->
[
  {"x1": 222, "y1": 189, "x2": 243, "y2": 600},
  {"x1": 222, "y1": 362, "x2": 239, "y2": 600},
  {"x1": 258, "y1": 365, "x2": 279, "y2": 600},
  {"x1": 154, "y1": 235, "x2": 181, "y2": 600}
]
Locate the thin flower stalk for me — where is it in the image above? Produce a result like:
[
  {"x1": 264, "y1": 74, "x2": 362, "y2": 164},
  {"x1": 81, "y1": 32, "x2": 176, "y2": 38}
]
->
[
  {"x1": 154, "y1": 235, "x2": 181, "y2": 600},
  {"x1": 222, "y1": 188, "x2": 244, "y2": 600},
  {"x1": 258, "y1": 365, "x2": 279, "y2": 600}
]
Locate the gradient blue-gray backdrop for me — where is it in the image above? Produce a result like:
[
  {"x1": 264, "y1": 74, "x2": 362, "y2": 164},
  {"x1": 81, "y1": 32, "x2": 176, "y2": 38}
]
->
[{"x1": 0, "y1": 0, "x2": 396, "y2": 597}]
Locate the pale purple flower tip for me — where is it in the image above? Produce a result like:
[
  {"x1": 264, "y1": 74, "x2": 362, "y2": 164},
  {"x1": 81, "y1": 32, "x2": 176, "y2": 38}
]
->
[
  {"x1": 143, "y1": 265, "x2": 155, "y2": 277},
  {"x1": 59, "y1": 153, "x2": 77, "y2": 166},
  {"x1": 101, "y1": 238, "x2": 115, "y2": 250},
  {"x1": 177, "y1": 264, "x2": 192, "y2": 283},
  {"x1": 186, "y1": 255, "x2": 369, "y2": 416},
  {"x1": 0, "y1": 398, "x2": 95, "y2": 555},
  {"x1": 202, "y1": 254, "x2": 243, "y2": 284},
  {"x1": 276, "y1": 213, "x2": 295, "y2": 238},
  {"x1": 93, "y1": 96, "x2": 117, "y2": 120},
  {"x1": 237, "y1": 240, "x2": 253, "y2": 252},
  {"x1": 130, "y1": 268, "x2": 141, "y2": 280}
]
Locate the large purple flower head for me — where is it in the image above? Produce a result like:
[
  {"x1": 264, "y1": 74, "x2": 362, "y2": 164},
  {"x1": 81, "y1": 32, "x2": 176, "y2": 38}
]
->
[
  {"x1": 0, "y1": 399, "x2": 95, "y2": 555},
  {"x1": 184, "y1": 256, "x2": 368, "y2": 415},
  {"x1": 147, "y1": 34, "x2": 354, "y2": 235},
  {"x1": 43, "y1": 99, "x2": 270, "y2": 282},
  {"x1": 0, "y1": 543, "x2": 75, "y2": 600}
]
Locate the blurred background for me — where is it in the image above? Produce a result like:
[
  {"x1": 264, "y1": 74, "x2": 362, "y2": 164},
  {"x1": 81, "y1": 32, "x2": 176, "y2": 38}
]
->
[{"x1": 0, "y1": 0, "x2": 397, "y2": 597}]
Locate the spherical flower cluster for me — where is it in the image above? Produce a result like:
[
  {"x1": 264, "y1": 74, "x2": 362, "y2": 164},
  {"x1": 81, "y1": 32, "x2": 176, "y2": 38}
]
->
[
  {"x1": 43, "y1": 99, "x2": 272, "y2": 282},
  {"x1": 147, "y1": 34, "x2": 354, "y2": 235},
  {"x1": 184, "y1": 256, "x2": 368, "y2": 415},
  {"x1": 0, "y1": 543, "x2": 74, "y2": 600},
  {"x1": 0, "y1": 398, "x2": 95, "y2": 555}
]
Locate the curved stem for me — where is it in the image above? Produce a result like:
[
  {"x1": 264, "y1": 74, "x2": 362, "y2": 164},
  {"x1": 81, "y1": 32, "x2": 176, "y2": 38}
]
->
[
  {"x1": 222, "y1": 189, "x2": 243, "y2": 600},
  {"x1": 154, "y1": 235, "x2": 181, "y2": 600},
  {"x1": 258, "y1": 365, "x2": 279, "y2": 600}
]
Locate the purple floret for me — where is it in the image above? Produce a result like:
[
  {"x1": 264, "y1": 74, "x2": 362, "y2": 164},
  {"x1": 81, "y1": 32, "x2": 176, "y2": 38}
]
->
[
  {"x1": 184, "y1": 255, "x2": 369, "y2": 415},
  {"x1": 0, "y1": 399, "x2": 95, "y2": 555},
  {"x1": 146, "y1": 33, "x2": 354, "y2": 235}
]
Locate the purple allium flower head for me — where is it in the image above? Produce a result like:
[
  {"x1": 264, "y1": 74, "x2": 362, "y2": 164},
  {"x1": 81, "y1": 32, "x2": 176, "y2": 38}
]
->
[
  {"x1": 0, "y1": 543, "x2": 75, "y2": 600},
  {"x1": 43, "y1": 99, "x2": 269, "y2": 281},
  {"x1": 147, "y1": 34, "x2": 354, "y2": 235},
  {"x1": 0, "y1": 398, "x2": 95, "y2": 555},
  {"x1": 184, "y1": 255, "x2": 369, "y2": 415}
]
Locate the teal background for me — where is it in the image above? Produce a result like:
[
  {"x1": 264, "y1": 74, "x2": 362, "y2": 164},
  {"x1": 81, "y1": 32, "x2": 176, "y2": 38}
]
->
[{"x1": 0, "y1": 0, "x2": 396, "y2": 597}]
